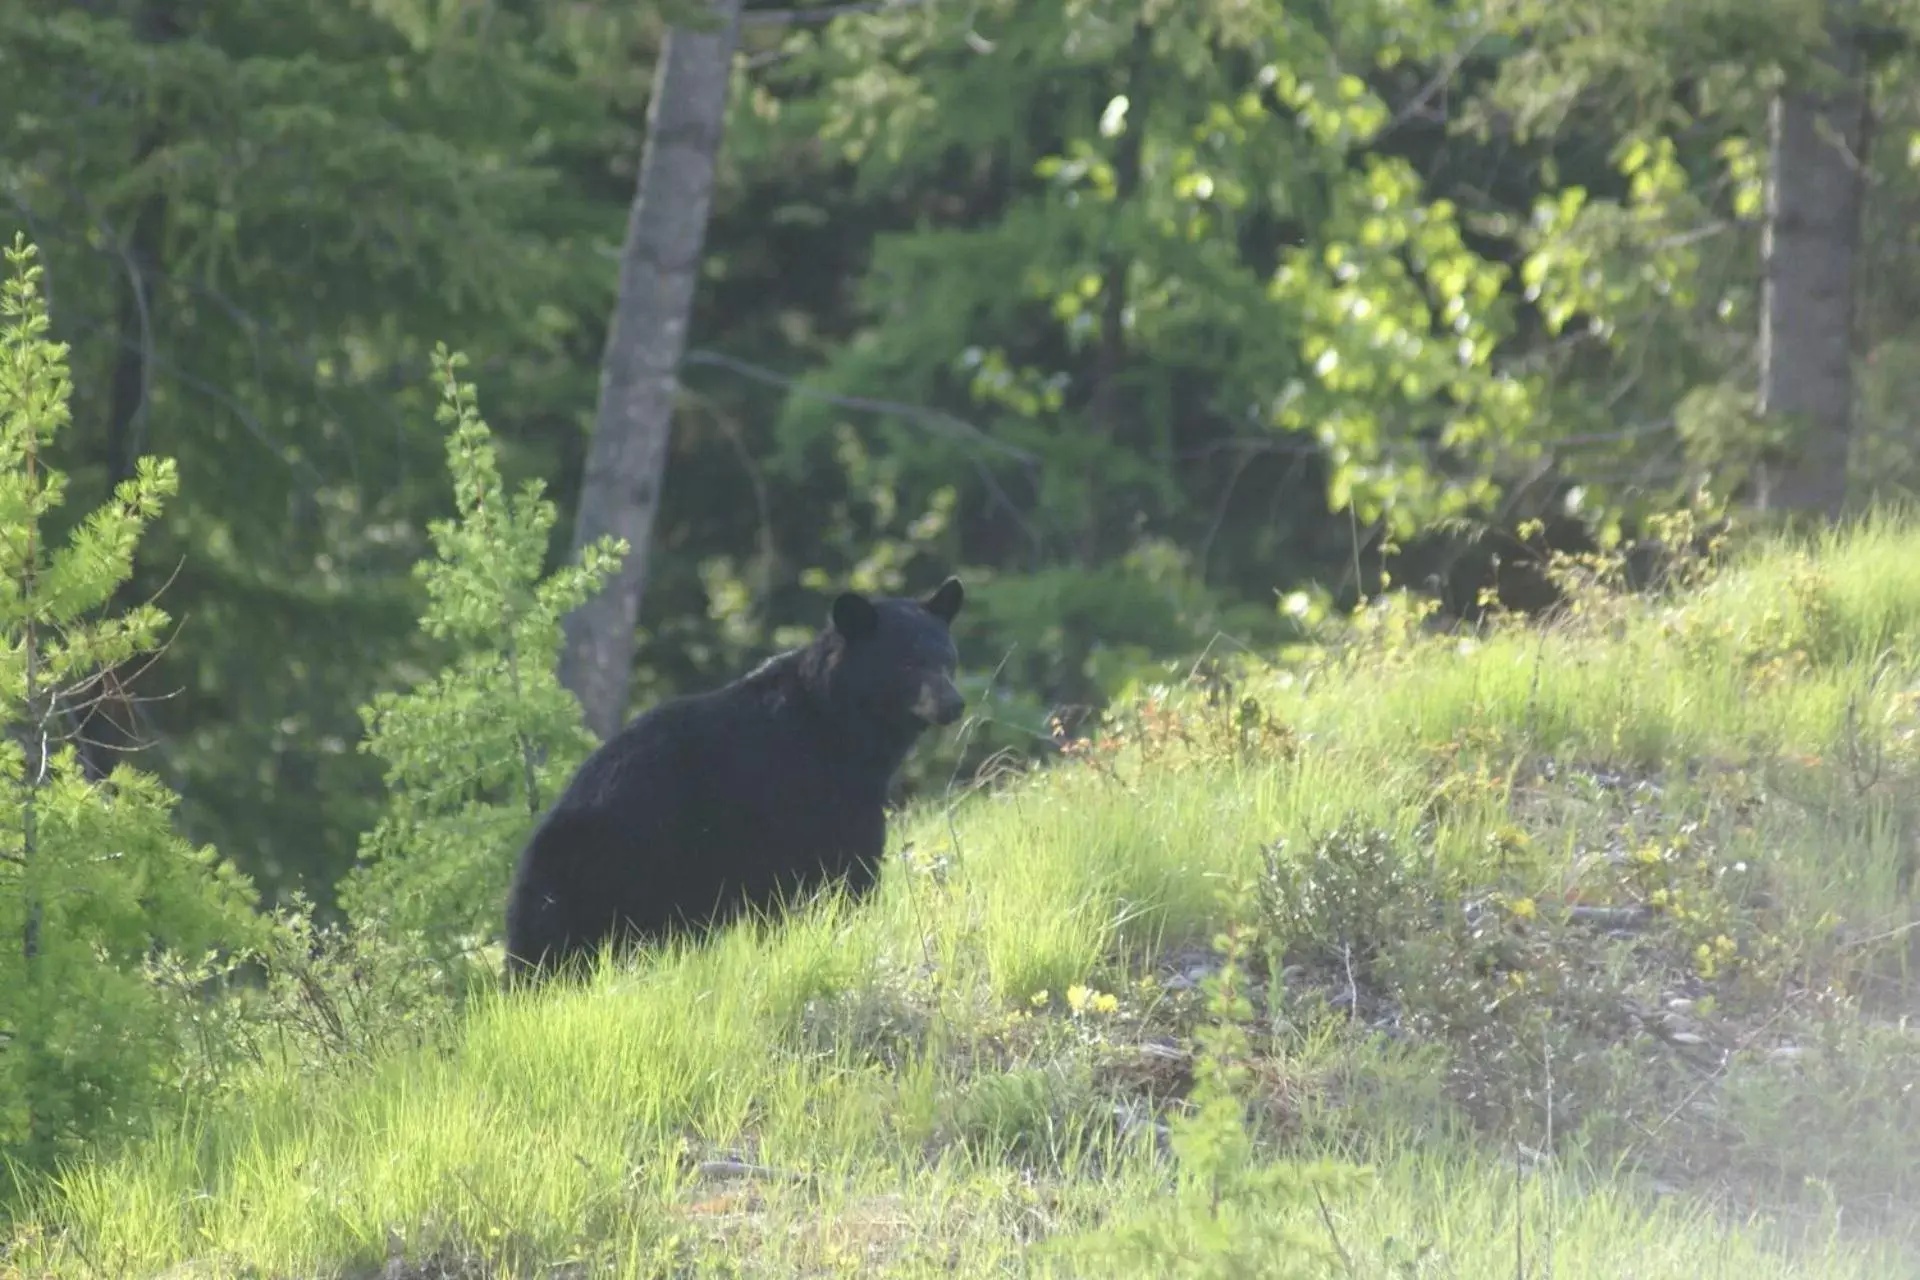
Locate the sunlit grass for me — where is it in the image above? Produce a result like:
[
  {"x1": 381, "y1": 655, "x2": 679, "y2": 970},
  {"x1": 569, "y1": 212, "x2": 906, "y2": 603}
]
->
[{"x1": 9, "y1": 515, "x2": 1920, "y2": 1276}]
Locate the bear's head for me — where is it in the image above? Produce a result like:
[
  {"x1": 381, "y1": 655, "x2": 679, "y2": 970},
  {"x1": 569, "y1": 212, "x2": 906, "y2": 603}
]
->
[{"x1": 816, "y1": 577, "x2": 966, "y2": 734}]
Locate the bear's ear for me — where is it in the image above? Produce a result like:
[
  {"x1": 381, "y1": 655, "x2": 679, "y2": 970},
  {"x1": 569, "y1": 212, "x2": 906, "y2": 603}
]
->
[
  {"x1": 923, "y1": 576, "x2": 964, "y2": 625},
  {"x1": 830, "y1": 591, "x2": 880, "y2": 639}
]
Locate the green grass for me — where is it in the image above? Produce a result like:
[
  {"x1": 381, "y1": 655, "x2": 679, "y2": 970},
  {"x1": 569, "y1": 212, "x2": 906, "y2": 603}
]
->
[{"x1": 9, "y1": 515, "x2": 1920, "y2": 1277}]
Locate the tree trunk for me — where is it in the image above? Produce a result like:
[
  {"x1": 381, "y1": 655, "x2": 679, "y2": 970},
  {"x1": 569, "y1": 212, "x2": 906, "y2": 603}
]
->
[
  {"x1": 1756, "y1": 7, "x2": 1870, "y2": 519},
  {"x1": 558, "y1": 0, "x2": 743, "y2": 741},
  {"x1": 106, "y1": 169, "x2": 166, "y2": 493}
]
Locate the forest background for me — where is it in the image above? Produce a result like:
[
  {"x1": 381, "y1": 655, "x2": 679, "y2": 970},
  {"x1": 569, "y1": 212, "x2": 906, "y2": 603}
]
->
[{"x1": 2, "y1": 0, "x2": 1918, "y2": 1203}]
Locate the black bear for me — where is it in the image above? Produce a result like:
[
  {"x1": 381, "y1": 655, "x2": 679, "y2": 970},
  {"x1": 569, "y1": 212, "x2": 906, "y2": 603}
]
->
[{"x1": 503, "y1": 577, "x2": 966, "y2": 981}]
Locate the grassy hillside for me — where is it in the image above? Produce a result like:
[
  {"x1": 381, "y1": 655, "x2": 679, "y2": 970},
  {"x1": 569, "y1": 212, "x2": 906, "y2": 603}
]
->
[{"x1": 9, "y1": 516, "x2": 1920, "y2": 1278}]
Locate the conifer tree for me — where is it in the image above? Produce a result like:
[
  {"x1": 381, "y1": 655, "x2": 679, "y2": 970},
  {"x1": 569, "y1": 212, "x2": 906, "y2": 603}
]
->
[
  {"x1": 0, "y1": 237, "x2": 262, "y2": 1169},
  {"x1": 339, "y1": 346, "x2": 624, "y2": 959}
]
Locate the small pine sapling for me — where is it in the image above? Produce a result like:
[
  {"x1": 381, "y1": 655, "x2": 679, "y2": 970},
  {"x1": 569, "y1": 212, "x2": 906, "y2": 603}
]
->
[
  {"x1": 1053, "y1": 906, "x2": 1372, "y2": 1278},
  {"x1": 338, "y1": 345, "x2": 625, "y2": 964},
  {"x1": 0, "y1": 237, "x2": 264, "y2": 1171}
]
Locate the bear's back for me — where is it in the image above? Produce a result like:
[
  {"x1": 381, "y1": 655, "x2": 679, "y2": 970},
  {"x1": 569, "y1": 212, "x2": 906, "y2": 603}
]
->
[
  {"x1": 508, "y1": 661, "x2": 893, "y2": 968},
  {"x1": 556, "y1": 657, "x2": 895, "y2": 828}
]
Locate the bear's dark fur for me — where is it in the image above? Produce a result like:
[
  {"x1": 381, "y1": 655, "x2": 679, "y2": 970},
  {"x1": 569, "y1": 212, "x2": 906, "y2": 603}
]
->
[{"x1": 503, "y1": 577, "x2": 966, "y2": 981}]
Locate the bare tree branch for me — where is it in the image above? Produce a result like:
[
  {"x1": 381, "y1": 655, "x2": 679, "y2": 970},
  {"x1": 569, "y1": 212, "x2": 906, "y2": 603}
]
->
[
  {"x1": 741, "y1": 0, "x2": 929, "y2": 27},
  {"x1": 679, "y1": 347, "x2": 1042, "y2": 549}
]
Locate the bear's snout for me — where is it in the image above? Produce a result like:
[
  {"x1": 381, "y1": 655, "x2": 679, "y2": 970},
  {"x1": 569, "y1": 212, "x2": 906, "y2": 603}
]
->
[{"x1": 913, "y1": 676, "x2": 966, "y2": 726}]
